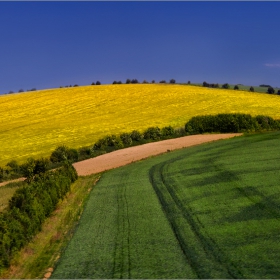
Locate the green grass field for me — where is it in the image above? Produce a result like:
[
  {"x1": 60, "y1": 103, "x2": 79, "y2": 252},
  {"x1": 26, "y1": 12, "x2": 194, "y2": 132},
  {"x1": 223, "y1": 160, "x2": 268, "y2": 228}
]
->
[{"x1": 51, "y1": 132, "x2": 280, "y2": 279}]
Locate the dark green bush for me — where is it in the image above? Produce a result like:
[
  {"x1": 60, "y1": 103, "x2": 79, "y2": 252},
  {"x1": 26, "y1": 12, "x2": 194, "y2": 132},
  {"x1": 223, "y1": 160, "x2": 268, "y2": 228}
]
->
[
  {"x1": 93, "y1": 135, "x2": 124, "y2": 151},
  {"x1": 120, "y1": 133, "x2": 133, "y2": 146},
  {"x1": 143, "y1": 127, "x2": 161, "y2": 140},
  {"x1": 267, "y1": 87, "x2": 275, "y2": 94},
  {"x1": 50, "y1": 146, "x2": 78, "y2": 163},
  {"x1": 130, "y1": 130, "x2": 143, "y2": 141},
  {"x1": 20, "y1": 157, "x2": 50, "y2": 183},
  {"x1": 255, "y1": 115, "x2": 280, "y2": 130},
  {"x1": 0, "y1": 163, "x2": 77, "y2": 269},
  {"x1": 185, "y1": 113, "x2": 279, "y2": 134},
  {"x1": 78, "y1": 147, "x2": 93, "y2": 160},
  {"x1": 161, "y1": 126, "x2": 175, "y2": 137}
]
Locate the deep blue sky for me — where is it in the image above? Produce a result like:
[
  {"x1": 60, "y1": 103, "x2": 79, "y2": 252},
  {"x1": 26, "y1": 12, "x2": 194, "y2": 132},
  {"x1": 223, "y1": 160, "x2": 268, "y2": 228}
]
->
[{"x1": 1, "y1": 1, "x2": 280, "y2": 94}]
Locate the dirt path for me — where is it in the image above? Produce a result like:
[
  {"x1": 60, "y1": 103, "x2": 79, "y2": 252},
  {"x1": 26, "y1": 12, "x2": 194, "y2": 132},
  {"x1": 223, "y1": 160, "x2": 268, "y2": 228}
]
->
[
  {"x1": 0, "y1": 133, "x2": 242, "y2": 187},
  {"x1": 73, "y1": 133, "x2": 242, "y2": 176}
]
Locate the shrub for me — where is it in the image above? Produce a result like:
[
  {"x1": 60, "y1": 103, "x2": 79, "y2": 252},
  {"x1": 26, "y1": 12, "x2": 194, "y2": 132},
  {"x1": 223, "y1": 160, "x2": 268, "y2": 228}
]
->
[
  {"x1": 93, "y1": 138, "x2": 108, "y2": 150},
  {"x1": 120, "y1": 133, "x2": 133, "y2": 146},
  {"x1": 222, "y1": 83, "x2": 230, "y2": 89},
  {"x1": 255, "y1": 115, "x2": 280, "y2": 130},
  {"x1": 91, "y1": 82, "x2": 95, "y2": 85},
  {"x1": 161, "y1": 126, "x2": 175, "y2": 137},
  {"x1": 234, "y1": 85, "x2": 239, "y2": 90},
  {"x1": 0, "y1": 163, "x2": 77, "y2": 269},
  {"x1": 185, "y1": 113, "x2": 261, "y2": 134},
  {"x1": 93, "y1": 135, "x2": 124, "y2": 150},
  {"x1": 267, "y1": 87, "x2": 275, "y2": 94},
  {"x1": 106, "y1": 135, "x2": 124, "y2": 149},
  {"x1": 170, "y1": 79, "x2": 176, "y2": 84},
  {"x1": 130, "y1": 130, "x2": 143, "y2": 141},
  {"x1": 6, "y1": 160, "x2": 20, "y2": 174},
  {"x1": 20, "y1": 157, "x2": 50, "y2": 183},
  {"x1": 78, "y1": 147, "x2": 93, "y2": 160},
  {"x1": 174, "y1": 127, "x2": 187, "y2": 137},
  {"x1": 159, "y1": 80, "x2": 166, "y2": 84},
  {"x1": 96, "y1": 81, "x2": 101, "y2": 85},
  {"x1": 249, "y1": 86, "x2": 254, "y2": 92},
  {"x1": 50, "y1": 146, "x2": 78, "y2": 163},
  {"x1": 143, "y1": 127, "x2": 161, "y2": 140}
]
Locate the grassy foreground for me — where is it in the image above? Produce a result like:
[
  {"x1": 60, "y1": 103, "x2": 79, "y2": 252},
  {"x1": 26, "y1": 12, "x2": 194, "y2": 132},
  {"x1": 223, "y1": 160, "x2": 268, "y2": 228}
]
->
[
  {"x1": 52, "y1": 132, "x2": 280, "y2": 278},
  {"x1": 1, "y1": 84, "x2": 280, "y2": 166}
]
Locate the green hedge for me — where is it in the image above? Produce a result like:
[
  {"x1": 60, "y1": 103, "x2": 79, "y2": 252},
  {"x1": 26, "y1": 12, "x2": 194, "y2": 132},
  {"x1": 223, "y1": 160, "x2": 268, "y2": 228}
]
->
[
  {"x1": 185, "y1": 114, "x2": 280, "y2": 134},
  {"x1": 1, "y1": 115, "x2": 280, "y2": 183},
  {"x1": 0, "y1": 163, "x2": 77, "y2": 268}
]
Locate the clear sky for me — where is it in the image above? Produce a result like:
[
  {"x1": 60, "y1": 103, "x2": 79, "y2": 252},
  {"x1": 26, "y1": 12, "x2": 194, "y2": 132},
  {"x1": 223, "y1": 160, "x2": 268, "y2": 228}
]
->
[{"x1": 1, "y1": 1, "x2": 280, "y2": 94}]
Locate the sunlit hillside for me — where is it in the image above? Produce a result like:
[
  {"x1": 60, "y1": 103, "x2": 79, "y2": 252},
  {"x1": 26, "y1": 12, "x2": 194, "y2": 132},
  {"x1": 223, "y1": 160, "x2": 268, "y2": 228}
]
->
[{"x1": 1, "y1": 84, "x2": 280, "y2": 166}]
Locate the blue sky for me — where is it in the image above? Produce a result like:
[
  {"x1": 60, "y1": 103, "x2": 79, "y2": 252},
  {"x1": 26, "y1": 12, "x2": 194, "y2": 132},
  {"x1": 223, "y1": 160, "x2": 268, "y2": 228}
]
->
[{"x1": 1, "y1": 1, "x2": 280, "y2": 94}]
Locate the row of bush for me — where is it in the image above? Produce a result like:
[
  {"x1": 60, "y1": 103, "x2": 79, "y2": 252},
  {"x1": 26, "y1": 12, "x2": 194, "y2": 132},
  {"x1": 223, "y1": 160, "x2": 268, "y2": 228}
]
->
[
  {"x1": 0, "y1": 126, "x2": 187, "y2": 182},
  {"x1": 203, "y1": 81, "x2": 280, "y2": 94},
  {"x1": 2, "y1": 114, "x2": 280, "y2": 183},
  {"x1": 185, "y1": 114, "x2": 280, "y2": 134},
  {"x1": 0, "y1": 162, "x2": 78, "y2": 268}
]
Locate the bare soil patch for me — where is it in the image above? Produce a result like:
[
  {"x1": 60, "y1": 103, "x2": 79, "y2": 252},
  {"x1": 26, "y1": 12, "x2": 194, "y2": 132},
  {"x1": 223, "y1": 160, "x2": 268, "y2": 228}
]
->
[{"x1": 73, "y1": 133, "x2": 242, "y2": 176}]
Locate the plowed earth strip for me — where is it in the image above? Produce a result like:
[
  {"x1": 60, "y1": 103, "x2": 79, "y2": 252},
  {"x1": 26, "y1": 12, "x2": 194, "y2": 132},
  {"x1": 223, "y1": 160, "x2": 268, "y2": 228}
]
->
[
  {"x1": 0, "y1": 133, "x2": 242, "y2": 187},
  {"x1": 73, "y1": 133, "x2": 242, "y2": 176}
]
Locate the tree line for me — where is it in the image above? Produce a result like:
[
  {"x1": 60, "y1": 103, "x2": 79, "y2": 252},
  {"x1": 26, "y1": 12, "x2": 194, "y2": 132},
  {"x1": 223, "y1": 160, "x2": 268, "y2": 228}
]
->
[
  {"x1": 185, "y1": 114, "x2": 280, "y2": 134},
  {"x1": 0, "y1": 162, "x2": 78, "y2": 269},
  {"x1": 0, "y1": 125, "x2": 186, "y2": 183},
  {"x1": 2, "y1": 112, "x2": 280, "y2": 184},
  {"x1": 203, "y1": 81, "x2": 280, "y2": 95}
]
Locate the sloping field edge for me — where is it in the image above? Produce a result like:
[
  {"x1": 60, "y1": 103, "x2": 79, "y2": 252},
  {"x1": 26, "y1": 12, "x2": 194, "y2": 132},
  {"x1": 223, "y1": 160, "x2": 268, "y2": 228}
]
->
[
  {"x1": 73, "y1": 133, "x2": 243, "y2": 176},
  {"x1": 0, "y1": 133, "x2": 243, "y2": 188}
]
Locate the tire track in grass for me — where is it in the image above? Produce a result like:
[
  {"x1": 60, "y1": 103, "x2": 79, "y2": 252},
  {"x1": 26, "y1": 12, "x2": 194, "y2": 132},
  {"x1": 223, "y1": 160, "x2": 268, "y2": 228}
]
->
[
  {"x1": 149, "y1": 157, "x2": 244, "y2": 279},
  {"x1": 161, "y1": 162, "x2": 244, "y2": 279},
  {"x1": 235, "y1": 186, "x2": 280, "y2": 218},
  {"x1": 112, "y1": 180, "x2": 131, "y2": 278},
  {"x1": 123, "y1": 184, "x2": 131, "y2": 279}
]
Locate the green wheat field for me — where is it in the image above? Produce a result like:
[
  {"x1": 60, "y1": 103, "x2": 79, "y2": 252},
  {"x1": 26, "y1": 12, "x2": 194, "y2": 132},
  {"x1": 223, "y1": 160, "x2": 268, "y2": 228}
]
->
[{"x1": 51, "y1": 132, "x2": 280, "y2": 279}]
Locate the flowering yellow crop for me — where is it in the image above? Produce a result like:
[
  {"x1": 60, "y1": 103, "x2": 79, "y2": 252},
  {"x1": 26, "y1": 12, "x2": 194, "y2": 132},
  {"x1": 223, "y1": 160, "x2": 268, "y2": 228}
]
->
[{"x1": 1, "y1": 84, "x2": 280, "y2": 166}]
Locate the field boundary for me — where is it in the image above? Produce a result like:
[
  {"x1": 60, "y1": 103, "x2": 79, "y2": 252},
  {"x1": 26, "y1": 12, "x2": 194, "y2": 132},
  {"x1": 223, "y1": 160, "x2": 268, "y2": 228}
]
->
[
  {"x1": 0, "y1": 133, "x2": 242, "y2": 188},
  {"x1": 73, "y1": 133, "x2": 243, "y2": 176}
]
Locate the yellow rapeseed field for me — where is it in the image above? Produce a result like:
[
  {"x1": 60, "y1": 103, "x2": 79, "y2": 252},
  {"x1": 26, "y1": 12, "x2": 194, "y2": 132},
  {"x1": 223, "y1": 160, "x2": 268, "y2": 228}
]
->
[{"x1": 1, "y1": 84, "x2": 280, "y2": 166}]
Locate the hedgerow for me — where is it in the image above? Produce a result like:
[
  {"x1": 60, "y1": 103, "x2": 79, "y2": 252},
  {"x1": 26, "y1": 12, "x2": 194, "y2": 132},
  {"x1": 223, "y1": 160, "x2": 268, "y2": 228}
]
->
[
  {"x1": 185, "y1": 113, "x2": 280, "y2": 134},
  {"x1": 0, "y1": 163, "x2": 77, "y2": 269},
  {"x1": 1, "y1": 114, "x2": 280, "y2": 183}
]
